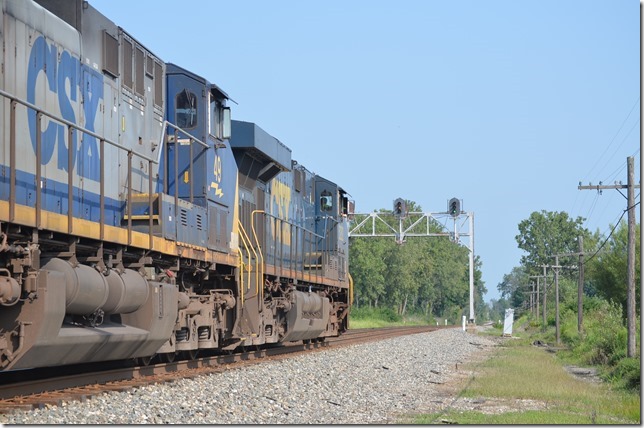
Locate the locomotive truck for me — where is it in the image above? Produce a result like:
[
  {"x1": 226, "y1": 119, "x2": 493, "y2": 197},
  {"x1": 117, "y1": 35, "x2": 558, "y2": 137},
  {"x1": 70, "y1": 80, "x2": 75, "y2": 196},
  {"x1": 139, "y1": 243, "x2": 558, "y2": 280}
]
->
[{"x1": 0, "y1": 0, "x2": 352, "y2": 370}]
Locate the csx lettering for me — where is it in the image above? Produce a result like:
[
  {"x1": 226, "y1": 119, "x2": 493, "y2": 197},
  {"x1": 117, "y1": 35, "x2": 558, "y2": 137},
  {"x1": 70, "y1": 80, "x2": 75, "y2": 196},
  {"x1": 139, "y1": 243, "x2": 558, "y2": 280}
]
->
[{"x1": 27, "y1": 36, "x2": 103, "y2": 181}]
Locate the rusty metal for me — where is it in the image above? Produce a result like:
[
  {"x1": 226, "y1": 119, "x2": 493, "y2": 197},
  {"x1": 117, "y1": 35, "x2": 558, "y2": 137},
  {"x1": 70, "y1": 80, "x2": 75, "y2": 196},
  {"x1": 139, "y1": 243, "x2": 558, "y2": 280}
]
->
[
  {"x1": 127, "y1": 151, "x2": 133, "y2": 245},
  {"x1": 35, "y1": 112, "x2": 42, "y2": 229},
  {"x1": 9, "y1": 100, "x2": 16, "y2": 222},
  {"x1": 173, "y1": 129, "x2": 178, "y2": 224},
  {"x1": 100, "y1": 139, "x2": 105, "y2": 241},
  {"x1": 67, "y1": 127, "x2": 74, "y2": 234},
  {"x1": 149, "y1": 159, "x2": 154, "y2": 250}
]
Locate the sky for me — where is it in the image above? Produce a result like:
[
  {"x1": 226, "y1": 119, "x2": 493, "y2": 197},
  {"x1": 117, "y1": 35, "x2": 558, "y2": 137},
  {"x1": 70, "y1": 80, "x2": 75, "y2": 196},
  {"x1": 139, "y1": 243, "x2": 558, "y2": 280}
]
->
[{"x1": 89, "y1": 0, "x2": 640, "y2": 304}]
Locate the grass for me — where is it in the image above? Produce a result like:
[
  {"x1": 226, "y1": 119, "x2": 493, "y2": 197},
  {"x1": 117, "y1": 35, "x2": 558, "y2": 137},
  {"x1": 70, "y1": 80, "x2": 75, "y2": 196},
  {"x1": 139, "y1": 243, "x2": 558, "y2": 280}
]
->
[
  {"x1": 348, "y1": 317, "x2": 430, "y2": 329},
  {"x1": 410, "y1": 332, "x2": 641, "y2": 424},
  {"x1": 348, "y1": 307, "x2": 434, "y2": 329}
]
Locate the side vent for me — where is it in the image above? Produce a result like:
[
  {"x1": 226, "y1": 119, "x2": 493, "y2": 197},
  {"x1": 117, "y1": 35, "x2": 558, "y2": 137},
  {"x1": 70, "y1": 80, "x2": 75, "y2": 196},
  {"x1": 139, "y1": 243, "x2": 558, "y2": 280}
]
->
[
  {"x1": 122, "y1": 37, "x2": 134, "y2": 91},
  {"x1": 196, "y1": 213, "x2": 203, "y2": 231},
  {"x1": 154, "y1": 62, "x2": 163, "y2": 109},
  {"x1": 102, "y1": 31, "x2": 119, "y2": 78},
  {"x1": 134, "y1": 47, "x2": 145, "y2": 98},
  {"x1": 294, "y1": 169, "x2": 303, "y2": 193}
]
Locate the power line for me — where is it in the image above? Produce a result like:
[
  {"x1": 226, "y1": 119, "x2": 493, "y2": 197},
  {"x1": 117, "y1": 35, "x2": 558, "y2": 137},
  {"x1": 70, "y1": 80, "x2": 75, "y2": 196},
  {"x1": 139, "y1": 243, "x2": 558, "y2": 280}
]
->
[
  {"x1": 599, "y1": 118, "x2": 640, "y2": 177},
  {"x1": 582, "y1": 96, "x2": 640, "y2": 183},
  {"x1": 583, "y1": 209, "x2": 626, "y2": 264}
]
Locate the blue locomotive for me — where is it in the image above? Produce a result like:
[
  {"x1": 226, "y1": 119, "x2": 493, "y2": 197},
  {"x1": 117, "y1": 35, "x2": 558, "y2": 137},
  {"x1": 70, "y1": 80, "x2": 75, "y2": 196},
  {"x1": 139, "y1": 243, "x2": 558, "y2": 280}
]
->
[{"x1": 0, "y1": 0, "x2": 352, "y2": 370}]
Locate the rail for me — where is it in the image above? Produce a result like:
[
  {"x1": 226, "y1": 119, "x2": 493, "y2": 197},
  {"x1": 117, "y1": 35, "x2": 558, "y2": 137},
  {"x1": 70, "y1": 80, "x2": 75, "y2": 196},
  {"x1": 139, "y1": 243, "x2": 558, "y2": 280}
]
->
[{"x1": 0, "y1": 326, "x2": 444, "y2": 413}]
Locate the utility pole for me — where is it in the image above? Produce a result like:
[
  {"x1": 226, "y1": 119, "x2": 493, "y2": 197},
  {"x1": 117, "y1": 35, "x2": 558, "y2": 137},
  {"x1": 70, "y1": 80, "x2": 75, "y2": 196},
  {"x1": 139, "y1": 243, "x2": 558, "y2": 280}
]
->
[
  {"x1": 578, "y1": 236, "x2": 584, "y2": 333},
  {"x1": 542, "y1": 265, "x2": 547, "y2": 330},
  {"x1": 556, "y1": 246, "x2": 591, "y2": 333},
  {"x1": 626, "y1": 157, "x2": 636, "y2": 358},
  {"x1": 541, "y1": 261, "x2": 576, "y2": 345},
  {"x1": 578, "y1": 156, "x2": 640, "y2": 357},
  {"x1": 528, "y1": 275, "x2": 542, "y2": 319},
  {"x1": 554, "y1": 256, "x2": 560, "y2": 345}
]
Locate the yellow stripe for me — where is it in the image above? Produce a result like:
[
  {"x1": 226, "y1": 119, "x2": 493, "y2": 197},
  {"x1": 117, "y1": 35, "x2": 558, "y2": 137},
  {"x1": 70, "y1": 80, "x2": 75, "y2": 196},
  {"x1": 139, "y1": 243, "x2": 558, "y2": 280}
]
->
[{"x1": 0, "y1": 201, "x2": 239, "y2": 266}]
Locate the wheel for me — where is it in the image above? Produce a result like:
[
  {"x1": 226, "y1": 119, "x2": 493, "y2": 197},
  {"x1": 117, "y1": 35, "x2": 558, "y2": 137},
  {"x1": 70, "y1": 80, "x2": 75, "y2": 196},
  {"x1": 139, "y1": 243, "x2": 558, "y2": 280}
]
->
[
  {"x1": 138, "y1": 355, "x2": 155, "y2": 366},
  {"x1": 184, "y1": 349, "x2": 199, "y2": 360},
  {"x1": 160, "y1": 352, "x2": 175, "y2": 363}
]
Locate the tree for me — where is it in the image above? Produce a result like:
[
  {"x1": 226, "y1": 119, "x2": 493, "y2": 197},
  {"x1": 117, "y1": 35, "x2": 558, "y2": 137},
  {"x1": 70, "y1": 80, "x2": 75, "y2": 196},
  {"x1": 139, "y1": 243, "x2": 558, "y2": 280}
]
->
[
  {"x1": 349, "y1": 237, "x2": 388, "y2": 307},
  {"x1": 497, "y1": 265, "x2": 530, "y2": 309},
  {"x1": 472, "y1": 255, "x2": 487, "y2": 319},
  {"x1": 516, "y1": 210, "x2": 590, "y2": 277},
  {"x1": 588, "y1": 221, "x2": 641, "y2": 316},
  {"x1": 348, "y1": 199, "x2": 480, "y2": 320}
]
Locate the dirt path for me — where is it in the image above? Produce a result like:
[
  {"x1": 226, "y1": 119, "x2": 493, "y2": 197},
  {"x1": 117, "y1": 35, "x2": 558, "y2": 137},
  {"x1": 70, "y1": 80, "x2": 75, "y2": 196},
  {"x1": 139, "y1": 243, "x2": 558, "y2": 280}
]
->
[{"x1": 400, "y1": 326, "x2": 610, "y2": 424}]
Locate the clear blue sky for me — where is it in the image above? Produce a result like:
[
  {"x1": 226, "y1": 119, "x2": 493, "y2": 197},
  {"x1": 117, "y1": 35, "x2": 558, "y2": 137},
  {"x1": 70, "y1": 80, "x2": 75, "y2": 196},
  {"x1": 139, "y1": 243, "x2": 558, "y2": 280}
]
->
[{"x1": 90, "y1": 0, "x2": 640, "y2": 303}]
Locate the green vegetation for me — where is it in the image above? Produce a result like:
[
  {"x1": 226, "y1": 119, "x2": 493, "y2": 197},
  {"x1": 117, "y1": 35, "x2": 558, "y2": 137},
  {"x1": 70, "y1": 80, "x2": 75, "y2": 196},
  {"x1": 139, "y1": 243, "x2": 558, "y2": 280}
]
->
[
  {"x1": 410, "y1": 326, "x2": 640, "y2": 424},
  {"x1": 489, "y1": 211, "x2": 640, "y2": 392},
  {"x1": 348, "y1": 207, "x2": 640, "y2": 421},
  {"x1": 349, "y1": 200, "x2": 486, "y2": 324},
  {"x1": 348, "y1": 306, "x2": 435, "y2": 329}
]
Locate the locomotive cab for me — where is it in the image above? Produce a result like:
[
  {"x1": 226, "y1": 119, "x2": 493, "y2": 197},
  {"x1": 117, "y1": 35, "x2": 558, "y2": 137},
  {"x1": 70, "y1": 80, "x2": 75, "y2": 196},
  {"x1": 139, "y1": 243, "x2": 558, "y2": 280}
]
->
[{"x1": 163, "y1": 63, "x2": 236, "y2": 253}]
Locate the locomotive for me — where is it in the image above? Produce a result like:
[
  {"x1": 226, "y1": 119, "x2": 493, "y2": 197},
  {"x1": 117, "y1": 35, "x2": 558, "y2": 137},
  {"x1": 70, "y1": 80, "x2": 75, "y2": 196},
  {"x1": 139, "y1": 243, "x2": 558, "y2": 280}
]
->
[{"x1": 0, "y1": 0, "x2": 352, "y2": 370}]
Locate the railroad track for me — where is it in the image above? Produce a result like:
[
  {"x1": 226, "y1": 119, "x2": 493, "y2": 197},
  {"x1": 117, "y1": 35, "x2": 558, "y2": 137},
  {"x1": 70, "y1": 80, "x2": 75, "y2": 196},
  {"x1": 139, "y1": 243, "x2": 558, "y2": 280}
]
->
[{"x1": 0, "y1": 325, "x2": 448, "y2": 414}]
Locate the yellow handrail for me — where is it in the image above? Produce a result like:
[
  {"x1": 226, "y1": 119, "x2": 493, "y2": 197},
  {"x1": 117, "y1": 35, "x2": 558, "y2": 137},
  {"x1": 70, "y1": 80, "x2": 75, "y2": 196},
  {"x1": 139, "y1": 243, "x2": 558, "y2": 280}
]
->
[
  {"x1": 238, "y1": 254, "x2": 244, "y2": 306},
  {"x1": 237, "y1": 219, "x2": 259, "y2": 299},
  {"x1": 250, "y1": 210, "x2": 265, "y2": 302},
  {"x1": 348, "y1": 272, "x2": 354, "y2": 306},
  {"x1": 236, "y1": 220, "x2": 250, "y2": 306}
]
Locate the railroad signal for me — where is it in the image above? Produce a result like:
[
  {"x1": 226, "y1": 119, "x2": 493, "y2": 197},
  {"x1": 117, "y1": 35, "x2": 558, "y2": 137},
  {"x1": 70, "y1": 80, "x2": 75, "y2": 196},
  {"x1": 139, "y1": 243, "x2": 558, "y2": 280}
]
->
[
  {"x1": 393, "y1": 198, "x2": 407, "y2": 218},
  {"x1": 448, "y1": 198, "x2": 460, "y2": 217}
]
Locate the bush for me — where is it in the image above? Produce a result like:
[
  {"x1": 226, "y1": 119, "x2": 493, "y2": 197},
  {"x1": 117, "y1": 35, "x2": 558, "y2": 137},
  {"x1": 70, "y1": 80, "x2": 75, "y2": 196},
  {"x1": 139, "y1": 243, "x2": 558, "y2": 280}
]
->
[
  {"x1": 608, "y1": 357, "x2": 641, "y2": 391},
  {"x1": 350, "y1": 306, "x2": 402, "y2": 323},
  {"x1": 582, "y1": 301, "x2": 627, "y2": 365}
]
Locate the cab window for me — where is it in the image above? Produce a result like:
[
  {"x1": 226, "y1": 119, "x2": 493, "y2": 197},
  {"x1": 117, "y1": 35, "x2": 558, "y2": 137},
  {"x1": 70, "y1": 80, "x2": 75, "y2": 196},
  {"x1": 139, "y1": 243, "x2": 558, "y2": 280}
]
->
[
  {"x1": 320, "y1": 190, "x2": 333, "y2": 212},
  {"x1": 209, "y1": 94, "x2": 231, "y2": 140},
  {"x1": 176, "y1": 90, "x2": 198, "y2": 129}
]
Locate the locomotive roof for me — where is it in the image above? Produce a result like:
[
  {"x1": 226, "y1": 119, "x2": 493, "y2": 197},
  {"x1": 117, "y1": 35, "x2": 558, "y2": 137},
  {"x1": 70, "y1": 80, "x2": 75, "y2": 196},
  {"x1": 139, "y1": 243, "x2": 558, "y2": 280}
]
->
[{"x1": 166, "y1": 62, "x2": 231, "y2": 102}]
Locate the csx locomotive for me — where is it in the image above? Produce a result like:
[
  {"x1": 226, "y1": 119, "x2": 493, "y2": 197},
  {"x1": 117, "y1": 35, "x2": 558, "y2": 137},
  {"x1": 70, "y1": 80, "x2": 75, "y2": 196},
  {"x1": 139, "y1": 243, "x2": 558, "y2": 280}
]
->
[{"x1": 0, "y1": 0, "x2": 352, "y2": 370}]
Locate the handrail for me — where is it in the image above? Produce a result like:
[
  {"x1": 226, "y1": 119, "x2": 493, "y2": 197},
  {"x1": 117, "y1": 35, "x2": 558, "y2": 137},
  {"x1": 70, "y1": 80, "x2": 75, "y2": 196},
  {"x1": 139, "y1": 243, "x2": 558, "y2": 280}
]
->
[
  {"x1": 250, "y1": 210, "x2": 266, "y2": 306},
  {"x1": 163, "y1": 121, "x2": 209, "y2": 148},
  {"x1": 237, "y1": 219, "x2": 267, "y2": 307},
  {"x1": 250, "y1": 210, "x2": 345, "y2": 286},
  {"x1": 0, "y1": 88, "x2": 158, "y2": 164},
  {"x1": 237, "y1": 219, "x2": 260, "y2": 299},
  {"x1": 160, "y1": 121, "x2": 209, "y2": 205},
  {"x1": 0, "y1": 89, "x2": 157, "y2": 245}
]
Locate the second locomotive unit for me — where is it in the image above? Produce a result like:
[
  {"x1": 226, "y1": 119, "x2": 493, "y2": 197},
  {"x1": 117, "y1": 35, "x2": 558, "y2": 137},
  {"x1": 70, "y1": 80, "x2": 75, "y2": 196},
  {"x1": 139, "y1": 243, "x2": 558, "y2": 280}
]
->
[{"x1": 0, "y1": 0, "x2": 352, "y2": 370}]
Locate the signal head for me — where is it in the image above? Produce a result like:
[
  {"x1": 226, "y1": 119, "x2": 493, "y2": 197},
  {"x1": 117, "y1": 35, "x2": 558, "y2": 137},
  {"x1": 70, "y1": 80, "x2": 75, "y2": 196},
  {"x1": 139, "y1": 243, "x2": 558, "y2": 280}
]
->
[
  {"x1": 393, "y1": 198, "x2": 407, "y2": 218},
  {"x1": 448, "y1": 197, "x2": 460, "y2": 217}
]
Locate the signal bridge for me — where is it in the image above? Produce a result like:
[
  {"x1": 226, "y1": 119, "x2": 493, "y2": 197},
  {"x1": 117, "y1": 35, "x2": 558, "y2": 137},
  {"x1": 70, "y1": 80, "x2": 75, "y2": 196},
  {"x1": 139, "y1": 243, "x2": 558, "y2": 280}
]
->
[{"x1": 348, "y1": 198, "x2": 476, "y2": 325}]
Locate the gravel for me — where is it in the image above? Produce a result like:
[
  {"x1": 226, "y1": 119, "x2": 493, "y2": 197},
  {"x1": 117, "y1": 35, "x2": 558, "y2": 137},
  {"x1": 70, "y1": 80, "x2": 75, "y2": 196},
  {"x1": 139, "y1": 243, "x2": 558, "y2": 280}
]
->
[{"x1": 0, "y1": 328, "x2": 497, "y2": 424}]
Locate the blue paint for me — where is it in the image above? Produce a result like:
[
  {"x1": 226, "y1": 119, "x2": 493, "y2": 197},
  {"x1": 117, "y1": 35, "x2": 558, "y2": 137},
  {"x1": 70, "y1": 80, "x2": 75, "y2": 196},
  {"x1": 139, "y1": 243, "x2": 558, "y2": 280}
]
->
[
  {"x1": 27, "y1": 36, "x2": 58, "y2": 165},
  {"x1": 79, "y1": 68, "x2": 103, "y2": 181},
  {"x1": 0, "y1": 166, "x2": 122, "y2": 226},
  {"x1": 56, "y1": 49, "x2": 79, "y2": 173},
  {"x1": 26, "y1": 36, "x2": 103, "y2": 182}
]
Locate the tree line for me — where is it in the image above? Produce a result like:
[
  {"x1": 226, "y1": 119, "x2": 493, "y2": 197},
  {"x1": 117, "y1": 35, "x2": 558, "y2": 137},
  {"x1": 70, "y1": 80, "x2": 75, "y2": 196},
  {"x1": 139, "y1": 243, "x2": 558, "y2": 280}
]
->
[
  {"x1": 493, "y1": 210, "x2": 640, "y2": 323},
  {"x1": 348, "y1": 201, "x2": 486, "y2": 322}
]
